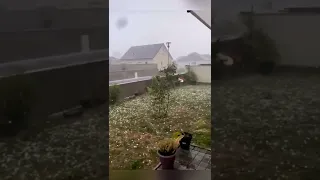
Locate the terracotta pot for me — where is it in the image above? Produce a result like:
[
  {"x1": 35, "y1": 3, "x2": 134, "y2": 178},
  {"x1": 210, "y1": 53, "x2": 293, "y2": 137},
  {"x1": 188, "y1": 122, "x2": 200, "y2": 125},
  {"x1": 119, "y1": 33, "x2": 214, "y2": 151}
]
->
[{"x1": 157, "y1": 150, "x2": 176, "y2": 169}]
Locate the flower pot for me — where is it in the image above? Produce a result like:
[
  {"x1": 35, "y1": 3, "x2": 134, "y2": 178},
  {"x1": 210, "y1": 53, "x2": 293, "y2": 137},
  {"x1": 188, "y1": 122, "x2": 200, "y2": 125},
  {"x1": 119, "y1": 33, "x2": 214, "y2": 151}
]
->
[
  {"x1": 180, "y1": 132, "x2": 193, "y2": 150},
  {"x1": 157, "y1": 150, "x2": 176, "y2": 169}
]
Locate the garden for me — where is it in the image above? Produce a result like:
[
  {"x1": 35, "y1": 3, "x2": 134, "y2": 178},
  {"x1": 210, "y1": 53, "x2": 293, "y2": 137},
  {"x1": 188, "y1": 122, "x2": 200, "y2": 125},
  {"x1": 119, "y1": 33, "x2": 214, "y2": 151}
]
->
[{"x1": 109, "y1": 65, "x2": 211, "y2": 170}]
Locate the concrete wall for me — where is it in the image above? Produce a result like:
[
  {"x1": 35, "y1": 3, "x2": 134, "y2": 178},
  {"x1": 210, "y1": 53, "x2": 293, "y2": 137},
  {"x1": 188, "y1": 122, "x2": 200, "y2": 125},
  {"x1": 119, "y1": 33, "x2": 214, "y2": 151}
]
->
[
  {"x1": 190, "y1": 65, "x2": 211, "y2": 83},
  {"x1": 117, "y1": 80, "x2": 152, "y2": 100},
  {"x1": 0, "y1": 60, "x2": 109, "y2": 126},
  {"x1": 109, "y1": 64, "x2": 158, "y2": 81},
  {"x1": 0, "y1": 60, "x2": 156, "y2": 129},
  {"x1": 241, "y1": 13, "x2": 320, "y2": 67}
]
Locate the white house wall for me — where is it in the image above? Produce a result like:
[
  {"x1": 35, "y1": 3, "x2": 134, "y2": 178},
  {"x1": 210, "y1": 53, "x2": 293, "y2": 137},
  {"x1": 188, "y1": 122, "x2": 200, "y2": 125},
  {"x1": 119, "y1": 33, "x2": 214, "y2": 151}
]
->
[
  {"x1": 118, "y1": 59, "x2": 154, "y2": 64},
  {"x1": 248, "y1": 14, "x2": 320, "y2": 67},
  {"x1": 153, "y1": 45, "x2": 173, "y2": 70},
  {"x1": 109, "y1": 64, "x2": 158, "y2": 81},
  {"x1": 190, "y1": 65, "x2": 211, "y2": 83}
]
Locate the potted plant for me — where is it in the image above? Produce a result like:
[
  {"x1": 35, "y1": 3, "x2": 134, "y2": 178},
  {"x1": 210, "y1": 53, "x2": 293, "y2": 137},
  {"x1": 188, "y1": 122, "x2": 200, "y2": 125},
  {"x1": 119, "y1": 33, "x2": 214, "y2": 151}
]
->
[
  {"x1": 173, "y1": 131, "x2": 193, "y2": 150},
  {"x1": 180, "y1": 132, "x2": 193, "y2": 150},
  {"x1": 157, "y1": 138, "x2": 179, "y2": 169}
]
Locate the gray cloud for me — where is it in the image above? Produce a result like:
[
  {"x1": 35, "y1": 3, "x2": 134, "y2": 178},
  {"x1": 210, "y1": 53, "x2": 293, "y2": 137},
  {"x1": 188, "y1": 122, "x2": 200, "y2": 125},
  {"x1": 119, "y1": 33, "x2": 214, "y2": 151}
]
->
[{"x1": 115, "y1": 17, "x2": 128, "y2": 30}]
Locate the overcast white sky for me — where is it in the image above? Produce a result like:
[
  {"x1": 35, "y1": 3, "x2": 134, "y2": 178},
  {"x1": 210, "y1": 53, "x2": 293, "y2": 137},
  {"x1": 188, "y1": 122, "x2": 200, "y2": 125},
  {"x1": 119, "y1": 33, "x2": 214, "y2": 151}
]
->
[{"x1": 109, "y1": 0, "x2": 211, "y2": 59}]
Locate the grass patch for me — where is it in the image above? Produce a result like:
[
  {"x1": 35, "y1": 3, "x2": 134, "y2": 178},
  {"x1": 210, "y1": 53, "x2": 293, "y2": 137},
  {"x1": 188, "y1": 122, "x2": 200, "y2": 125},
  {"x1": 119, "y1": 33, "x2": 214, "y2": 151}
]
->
[
  {"x1": 193, "y1": 132, "x2": 211, "y2": 148},
  {"x1": 131, "y1": 159, "x2": 144, "y2": 170},
  {"x1": 191, "y1": 119, "x2": 211, "y2": 148},
  {"x1": 109, "y1": 85, "x2": 211, "y2": 169}
]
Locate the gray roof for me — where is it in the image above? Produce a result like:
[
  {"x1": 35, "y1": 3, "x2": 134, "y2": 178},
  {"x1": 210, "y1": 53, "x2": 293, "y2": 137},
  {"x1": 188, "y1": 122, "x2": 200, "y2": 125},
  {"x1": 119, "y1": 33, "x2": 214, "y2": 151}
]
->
[
  {"x1": 109, "y1": 56, "x2": 118, "y2": 61},
  {"x1": 176, "y1": 53, "x2": 211, "y2": 64},
  {"x1": 120, "y1": 43, "x2": 172, "y2": 61}
]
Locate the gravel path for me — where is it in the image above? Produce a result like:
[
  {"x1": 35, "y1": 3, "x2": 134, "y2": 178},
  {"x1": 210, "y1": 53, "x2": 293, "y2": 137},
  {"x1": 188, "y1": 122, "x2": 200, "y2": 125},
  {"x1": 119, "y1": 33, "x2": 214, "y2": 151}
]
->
[
  {"x1": 212, "y1": 73, "x2": 320, "y2": 179},
  {"x1": 0, "y1": 108, "x2": 108, "y2": 180}
]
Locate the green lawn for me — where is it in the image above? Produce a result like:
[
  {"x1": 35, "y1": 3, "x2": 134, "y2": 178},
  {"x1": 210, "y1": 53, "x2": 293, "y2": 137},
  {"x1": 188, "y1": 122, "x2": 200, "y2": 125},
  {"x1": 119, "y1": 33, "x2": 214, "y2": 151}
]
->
[{"x1": 109, "y1": 85, "x2": 211, "y2": 169}]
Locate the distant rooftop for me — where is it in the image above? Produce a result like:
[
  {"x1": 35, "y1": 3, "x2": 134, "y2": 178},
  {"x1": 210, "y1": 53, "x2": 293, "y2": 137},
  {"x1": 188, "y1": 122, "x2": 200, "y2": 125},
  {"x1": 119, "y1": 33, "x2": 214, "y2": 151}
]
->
[{"x1": 120, "y1": 43, "x2": 173, "y2": 61}]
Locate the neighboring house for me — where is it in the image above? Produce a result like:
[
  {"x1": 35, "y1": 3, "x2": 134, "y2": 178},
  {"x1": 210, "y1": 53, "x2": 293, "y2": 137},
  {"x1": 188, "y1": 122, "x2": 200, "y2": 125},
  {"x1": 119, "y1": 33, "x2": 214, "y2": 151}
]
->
[
  {"x1": 176, "y1": 52, "x2": 211, "y2": 68},
  {"x1": 119, "y1": 43, "x2": 173, "y2": 71},
  {"x1": 109, "y1": 56, "x2": 118, "y2": 64}
]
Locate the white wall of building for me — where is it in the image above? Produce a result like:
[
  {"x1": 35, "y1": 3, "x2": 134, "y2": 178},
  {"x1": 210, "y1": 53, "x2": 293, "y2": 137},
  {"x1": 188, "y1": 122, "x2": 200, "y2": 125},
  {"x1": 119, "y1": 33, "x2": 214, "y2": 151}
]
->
[
  {"x1": 190, "y1": 65, "x2": 211, "y2": 83},
  {"x1": 117, "y1": 59, "x2": 154, "y2": 65},
  {"x1": 153, "y1": 45, "x2": 173, "y2": 70}
]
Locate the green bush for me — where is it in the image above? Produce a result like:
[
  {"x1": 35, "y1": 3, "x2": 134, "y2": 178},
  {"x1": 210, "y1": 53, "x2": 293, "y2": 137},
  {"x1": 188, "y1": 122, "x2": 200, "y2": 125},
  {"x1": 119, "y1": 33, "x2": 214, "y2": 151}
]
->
[
  {"x1": 183, "y1": 66, "x2": 197, "y2": 84},
  {"x1": 160, "y1": 63, "x2": 177, "y2": 88},
  {"x1": 109, "y1": 84, "x2": 120, "y2": 105},
  {"x1": 148, "y1": 64, "x2": 177, "y2": 118},
  {"x1": 250, "y1": 29, "x2": 279, "y2": 62},
  {"x1": 243, "y1": 29, "x2": 280, "y2": 74},
  {"x1": 148, "y1": 76, "x2": 170, "y2": 118}
]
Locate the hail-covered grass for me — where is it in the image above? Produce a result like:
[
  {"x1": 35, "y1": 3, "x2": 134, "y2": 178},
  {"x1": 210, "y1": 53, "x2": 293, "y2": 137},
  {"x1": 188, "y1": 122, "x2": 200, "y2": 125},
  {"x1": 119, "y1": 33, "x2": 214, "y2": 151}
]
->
[
  {"x1": 212, "y1": 74, "x2": 320, "y2": 179},
  {"x1": 109, "y1": 85, "x2": 211, "y2": 169},
  {"x1": 0, "y1": 111, "x2": 108, "y2": 179}
]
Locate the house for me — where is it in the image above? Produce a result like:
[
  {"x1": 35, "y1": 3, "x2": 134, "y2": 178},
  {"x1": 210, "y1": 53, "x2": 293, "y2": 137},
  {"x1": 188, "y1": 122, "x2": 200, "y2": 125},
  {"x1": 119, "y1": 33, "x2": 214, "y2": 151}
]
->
[
  {"x1": 109, "y1": 56, "x2": 118, "y2": 64},
  {"x1": 175, "y1": 52, "x2": 211, "y2": 69},
  {"x1": 119, "y1": 43, "x2": 173, "y2": 71}
]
